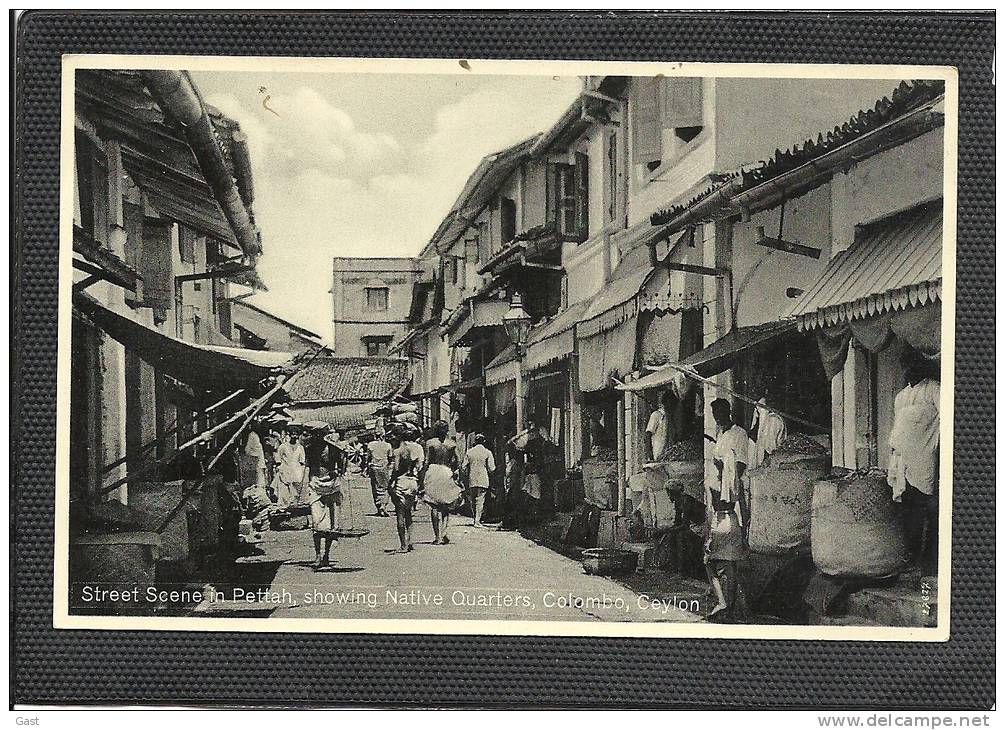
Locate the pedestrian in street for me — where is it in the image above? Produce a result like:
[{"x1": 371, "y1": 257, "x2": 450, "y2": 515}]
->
[
  {"x1": 421, "y1": 420, "x2": 461, "y2": 545},
  {"x1": 388, "y1": 425, "x2": 423, "y2": 553},
  {"x1": 330, "y1": 431, "x2": 348, "y2": 477},
  {"x1": 706, "y1": 398, "x2": 752, "y2": 621},
  {"x1": 271, "y1": 429, "x2": 306, "y2": 510},
  {"x1": 366, "y1": 430, "x2": 393, "y2": 517},
  {"x1": 462, "y1": 433, "x2": 495, "y2": 527},
  {"x1": 304, "y1": 426, "x2": 342, "y2": 568}
]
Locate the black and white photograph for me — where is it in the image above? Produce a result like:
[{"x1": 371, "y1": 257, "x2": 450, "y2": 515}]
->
[{"x1": 56, "y1": 56, "x2": 956, "y2": 638}]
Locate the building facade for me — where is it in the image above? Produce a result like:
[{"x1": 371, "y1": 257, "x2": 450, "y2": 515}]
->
[
  {"x1": 70, "y1": 69, "x2": 285, "y2": 574},
  {"x1": 392, "y1": 73, "x2": 945, "y2": 579},
  {"x1": 230, "y1": 299, "x2": 324, "y2": 355},
  {"x1": 331, "y1": 257, "x2": 419, "y2": 358}
]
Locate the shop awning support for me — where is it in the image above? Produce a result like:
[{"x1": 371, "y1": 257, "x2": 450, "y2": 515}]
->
[{"x1": 617, "y1": 361, "x2": 828, "y2": 434}]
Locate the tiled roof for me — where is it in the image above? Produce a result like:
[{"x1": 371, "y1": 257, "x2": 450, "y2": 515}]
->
[
  {"x1": 650, "y1": 79, "x2": 946, "y2": 226},
  {"x1": 285, "y1": 357, "x2": 410, "y2": 403}
]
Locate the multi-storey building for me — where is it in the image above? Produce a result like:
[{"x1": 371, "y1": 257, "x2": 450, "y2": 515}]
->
[
  {"x1": 397, "y1": 71, "x2": 932, "y2": 517},
  {"x1": 331, "y1": 257, "x2": 419, "y2": 358},
  {"x1": 70, "y1": 69, "x2": 282, "y2": 565}
]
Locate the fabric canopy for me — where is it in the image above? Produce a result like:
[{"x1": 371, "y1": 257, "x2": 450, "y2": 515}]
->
[
  {"x1": 524, "y1": 299, "x2": 591, "y2": 372},
  {"x1": 485, "y1": 344, "x2": 519, "y2": 386},
  {"x1": 619, "y1": 320, "x2": 793, "y2": 392},
  {"x1": 816, "y1": 302, "x2": 942, "y2": 379},
  {"x1": 287, "y1": 402, "x2": 378, "y2": 431},
  {"x1": 578, "y1": 315, "x2": 640, "y2": 393},
  {"x1": 74, "y1": 293, "x2": 292, "y2": 391}
]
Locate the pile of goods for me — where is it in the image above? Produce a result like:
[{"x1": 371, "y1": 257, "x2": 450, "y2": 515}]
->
[
  {"x1": 665, "y1": 438, "x2": 704, "y2": 462},
  {"x1": 776, "y1": 433, "x2": 829, "y2": 457},
  {"x1": 390, "y1": 401, "x2": 420, "y2": 425},
  {"x1": 811, "y1": 467, "x2": 908, "y2": 578},
  {"x1": 746, "y1": 432, "x2": 831, "y2": 555}
]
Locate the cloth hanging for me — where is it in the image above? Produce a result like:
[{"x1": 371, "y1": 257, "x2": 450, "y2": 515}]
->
[
  {"x1": 816, "y1": 303, "x2": 941, "y2": 378},
  {"x1": 577, "y1": 315, "x2": 640, "y2": 393}
]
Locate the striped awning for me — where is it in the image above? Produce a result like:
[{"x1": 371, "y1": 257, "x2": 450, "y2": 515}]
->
[
  {"x1": 524, "y1": 299, "x2": 591, "y2": 372},
  {"x1": 789, "y1": 202, "x2": 943, "y2": 330},
  {"x1": 484, "y1": 344, "x2": 519, "y2": 386}
]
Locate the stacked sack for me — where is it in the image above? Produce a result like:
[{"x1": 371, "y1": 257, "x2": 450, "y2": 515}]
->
[{"x1": 746, "y1": 433, "x2": 830, "y2": 555}]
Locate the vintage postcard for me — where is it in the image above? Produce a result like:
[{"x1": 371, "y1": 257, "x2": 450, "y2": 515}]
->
[{"x1": 56, "y1": 55, "x2": 957, "y2": 640}]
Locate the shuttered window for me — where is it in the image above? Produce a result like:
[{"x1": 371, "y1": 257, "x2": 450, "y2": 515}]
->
[
  {"x1": 631, "y1": 77, "x2": 662, "y2": 167},
  {"x1": 662, "y1": 77, "x2": 704, "y2": 129},
  {"x1": 500, "y1": 197, "x2": 517, "y2": 244},
  {"x1": 140, "y1": 217, "x2": 174, "y2": 323},
  {"x1": 574, "y1": 151, "x2": 589, "y2": 242}
]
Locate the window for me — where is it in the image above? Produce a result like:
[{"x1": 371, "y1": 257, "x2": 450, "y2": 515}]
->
[
  {"x1": 363, "y1": 335, "x2": 392, "y2": 357},
  {"x1": 364, "y1": 287, "x2": 389, "y2": 311},
  {"x1": 547, "y1": 157, "x2": 587, "y2": 242},
  {"x1": 605, "y1": 130, "x2": 619, "y2": 224},
  {"x1": 631, "y1": 76, "x2": 704, "y2": 172},
  {"x1": 500, "y1": 197, "x2": 517, "y2": 244},
  {"x1": 477, "y1": 222, "x2": 491, "y2": 264}
]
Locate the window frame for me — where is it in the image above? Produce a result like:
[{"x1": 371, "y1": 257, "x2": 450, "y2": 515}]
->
[{"x1": 364, "y1": 286, "x2": 390, "y2": 312}]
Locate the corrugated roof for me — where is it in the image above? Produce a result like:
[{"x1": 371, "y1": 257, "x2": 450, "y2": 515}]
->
[
  {"x1": 285, "y1": 357, "x2": 410, "y2": 403},
  {"x1": 788, "y1": 203, "x2": 943, "y2": 329}
]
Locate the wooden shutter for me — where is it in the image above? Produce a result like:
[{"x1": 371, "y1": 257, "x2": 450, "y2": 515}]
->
[
  {"x1": 500, "y1": 198, "x2": 517, "y2": 243},
  {"x1": 122, "y1": 201, "x2": 145, "y2": 304},
  {"x1": 140, "y1": 217, "x2": 174, "y2": 322},
  {"x1": 631, "y1": 77, "x2": 662, "y2": 166},
  {"x1": 574, "y1": 151, "x2": 589, "y2": 242},
  {"x1": 663, "y1": 77, "x2": 704, "y2": 129},
  {"x1": 545, "y1": 162, "x2": 556, "y2": 224},
  {"x1": 178, "y1": 225, "x2": 196, "y2": 264}
]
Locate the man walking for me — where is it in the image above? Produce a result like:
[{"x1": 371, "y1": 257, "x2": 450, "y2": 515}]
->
[{"x1": 366, "y1": 430, "x2": 393, "y2": 517}]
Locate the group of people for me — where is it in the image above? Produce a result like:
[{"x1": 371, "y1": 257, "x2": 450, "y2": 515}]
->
[
  {"x1": 359, "y1": 420, "x2": 499, "y2": 553},
  {"x1": 643, "y1": 387, "x2": 786, "y2": 621}
]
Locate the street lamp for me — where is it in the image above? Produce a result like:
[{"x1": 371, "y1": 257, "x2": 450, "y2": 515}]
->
[{"x1": 502, "y1": 293, "x2": 532, "y2": 431}]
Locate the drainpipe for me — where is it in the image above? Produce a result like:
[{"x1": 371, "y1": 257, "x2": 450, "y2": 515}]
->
[{"x1": 143, "y1": 70, "x2": 262, "y2": 256}]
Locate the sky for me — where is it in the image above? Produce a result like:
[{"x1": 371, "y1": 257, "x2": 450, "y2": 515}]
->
[{"x1": 191, "y1": 70, "x2": 583, "y2": 342}]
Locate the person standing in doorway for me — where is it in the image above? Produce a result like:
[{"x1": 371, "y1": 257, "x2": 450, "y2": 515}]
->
[
  {"x1": 462, "y1": 433, "x2": 496, "y2": 527},
  {"x1": 646, "y1": 389, "x2": 677, "y2": 462},
  {"x1": 366, "y1": 430, "x2": 393, "y2": 517},
  {"x1": 888, "y1": 350, "x2": 940, "y2": 568},
  {"x1": 422, "y1": 420, "x2": 461, "y2": 545},
  {"x1": 706, "y1": 398, "x2": 751, "y2": 621}
]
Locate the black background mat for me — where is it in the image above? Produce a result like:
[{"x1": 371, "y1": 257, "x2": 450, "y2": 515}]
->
[{"x1": 12, "y1": 11, "x2": 995, "y2": 708}]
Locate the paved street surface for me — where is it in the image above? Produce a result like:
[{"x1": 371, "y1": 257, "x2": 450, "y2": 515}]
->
[{"x1": 194, "y1": 473, "x2": 702, "y2": 623}]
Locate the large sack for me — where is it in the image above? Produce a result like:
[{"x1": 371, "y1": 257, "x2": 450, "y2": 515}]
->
[
  {"x1": 391, "y1": 402, "x2": 418, "y2": 414},
  {"x1": 811, "y1": 470, "x2": 908, "y2": 578},
  {"x1": 393, "y1": 412, "x2": 420, "y2": 425},
  {"x1": 422, "y1": 464, "x2": 462, "y2": 507},
  {"x1": 747, "y1": 454, "x2": 829, "y2": 555}
]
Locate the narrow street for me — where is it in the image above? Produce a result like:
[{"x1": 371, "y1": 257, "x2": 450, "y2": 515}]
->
[{"x1": 193, "y1": 472, "x2": 702, "y2": 623}]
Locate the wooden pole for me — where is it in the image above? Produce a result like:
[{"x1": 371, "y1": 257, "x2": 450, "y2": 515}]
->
[{"x1": 100, "y1": 387, "x2": 246, "y2": 475}]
